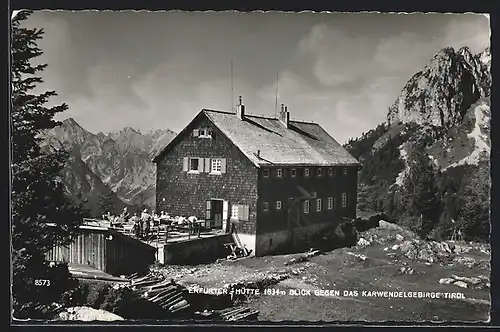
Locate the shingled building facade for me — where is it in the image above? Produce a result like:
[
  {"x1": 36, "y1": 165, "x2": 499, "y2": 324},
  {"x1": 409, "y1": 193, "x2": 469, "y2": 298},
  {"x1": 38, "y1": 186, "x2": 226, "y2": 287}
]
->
[{"x1": 152, "y1": 97, "x2": 361, "y2": 256}]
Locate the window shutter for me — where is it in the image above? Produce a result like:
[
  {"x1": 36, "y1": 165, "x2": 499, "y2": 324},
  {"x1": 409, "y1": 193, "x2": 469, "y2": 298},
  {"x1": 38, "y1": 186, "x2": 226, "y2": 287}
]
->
[
  {"x1": 204, "y1": 158, "x2": 211, "y2": 172},
  {"x1": 193, "y1": 129, "x2": 199, "y2": 137},
  {"x1": 198, "y1": 158, "x2": 204, "y2": 172},
  {"x1": 182, "y1": 157, "x2": 189, "y2": 172},
  {"x1": 223, "y1": 201, "x2": 229, "y2": 220},
  {"x1": 221, "y1": 158, "x2": 227, "y2": 173},
  {"x1": 237, "y1": 205, "x2": 243, "y2": 220},
  {"x1": 205, "y1": 201, "x2": 211, "y2": 219}
]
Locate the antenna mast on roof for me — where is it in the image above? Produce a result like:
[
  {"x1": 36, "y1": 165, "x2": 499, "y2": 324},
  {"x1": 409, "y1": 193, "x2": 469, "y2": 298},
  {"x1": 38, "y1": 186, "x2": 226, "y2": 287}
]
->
[
  {"x1": 231, "y1": 59, "x2": 234, "y2": 112},
  {"x1": 274, "y1": 71, "x2": 279, "y2": 118}
]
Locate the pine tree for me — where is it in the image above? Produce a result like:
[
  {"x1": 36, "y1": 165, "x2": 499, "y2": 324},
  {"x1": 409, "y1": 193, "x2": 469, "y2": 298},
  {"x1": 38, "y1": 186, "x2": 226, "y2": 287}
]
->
[
  {"x1": 98, "y1": 189, "x2": 118, "y2": 217},
  {"x1": 458, "y1": 161, "x2": 490, "y2": 241},
  {"x1": 11, "y1": 10, "x2": 84, "y2": 318},
  {"x1": 401, "y1": 148, "x2": 440, "y2": 238}
]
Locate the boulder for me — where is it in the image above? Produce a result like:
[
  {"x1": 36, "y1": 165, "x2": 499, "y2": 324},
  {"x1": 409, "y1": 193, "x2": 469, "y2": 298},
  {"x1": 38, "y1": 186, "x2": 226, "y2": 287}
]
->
[
  {"x1": 439, "y1": 277, "x2": 455, "y2": 285},
  {"x1": 454, "y1": 256, "x2": 476, "y2": 268},
  {"x1": 357, "y1": 238, "x2": 371, "y2": 248},
  {"x1": 453, "y1": 281, "x2": 468, "y2": 289},
  {"x1": 399, "y1": 241, "x2": 415, "y2": 255},
  {"x1": 418, "y1": 248, "x2": 435, "y2": 263},
  {"x1": 57, "y1": 307, "x2": 124, "y2": 321},
  {"x1": 452, "y1": 275, "x2": 482, "y2": 285},
  {"x1": 347, "y1": 252, "x2": 367, "y2": 261},
  {"x1": 399, "y1": 267, "x2": 415, "y2": 275}
]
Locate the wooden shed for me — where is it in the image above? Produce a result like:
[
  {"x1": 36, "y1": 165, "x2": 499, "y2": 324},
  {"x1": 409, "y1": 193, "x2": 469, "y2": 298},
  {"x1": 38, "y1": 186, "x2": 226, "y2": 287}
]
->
[{"x1": 45, "y1": 225, "x2": 157, "y2": 276}]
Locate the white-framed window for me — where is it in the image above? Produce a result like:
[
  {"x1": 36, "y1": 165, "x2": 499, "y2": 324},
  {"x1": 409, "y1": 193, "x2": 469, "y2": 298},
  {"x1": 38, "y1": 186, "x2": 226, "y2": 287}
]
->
[
  {"x1": 343, "y1": 167, "x2": 348, "y2": 175},
  {"x1": 291, "y1": 168, "x2": 297, "y2": 177},
  {"x1": 277, "y1": 168, "x2": 283, "y2": 178},
  {"x1": 263, "y1": 169, "x2": 270, "y2": 178},
  {"x1": 231, "y1": 205, "x2": 239, "y2": 219},
  {"x1": 317, "y1": 168, "x2": 323, "y2": 177},
  {"x1": 262, "y1": 202, "x2": 269, "y2": 212},
  {"x1": 328, "y1": 197, "x2": 333, "y2": 210},
  {"x1": 342, "y1": 193, "x2": 348, "y2": 207},
  {"x1": 232, "y1": 204, "x2": 249, "y2": 221},
  {"x1": 304, "y1": 168, "x2": 310, "y2": 177},
  {"x1": 276, "y1": 201, "x2": 282, "y2": 210},
  {"x1": 304, "y1": 200, "x2": 310, "y2": 214},
  {"x1": 211, "y1": 158, "x2": 222, "y2": 173},
  {"x1": 328, "y1": 168, "x2": 333, "y2": 177},
  {"x1": 316, "y1": 198, "x2": 322, "y2": 212},
  {"x1": 195, "y1": 127, "x2": 213, "y2": 138}
]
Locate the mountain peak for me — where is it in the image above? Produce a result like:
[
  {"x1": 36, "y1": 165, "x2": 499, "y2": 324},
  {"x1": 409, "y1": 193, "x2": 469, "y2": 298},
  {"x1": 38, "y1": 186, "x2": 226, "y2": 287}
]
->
[
  {"x1": 387, "y1": 45, "x2": 490, "y2": 128},
  {"x1": 458, "y1": 46, "x2": 472, "y2": 55},
  {"x1": 434, "y1": 47, "x2": 456, "y2": 58},
  {"x1": 62, "y1": 117, "x2": 81, "y2": 127}
]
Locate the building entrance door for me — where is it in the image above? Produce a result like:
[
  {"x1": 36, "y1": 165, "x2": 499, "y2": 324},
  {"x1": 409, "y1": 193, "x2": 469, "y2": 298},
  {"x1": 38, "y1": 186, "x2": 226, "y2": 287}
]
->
[{"x1": 206, "y1": 199, "x2": 227, "y2": 229}]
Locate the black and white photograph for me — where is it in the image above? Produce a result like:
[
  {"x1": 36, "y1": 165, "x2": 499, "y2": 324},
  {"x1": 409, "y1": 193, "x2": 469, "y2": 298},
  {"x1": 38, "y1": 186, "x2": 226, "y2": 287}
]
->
[{"x1": 10, "y1": 9, "x2": 492, "y2": 324}]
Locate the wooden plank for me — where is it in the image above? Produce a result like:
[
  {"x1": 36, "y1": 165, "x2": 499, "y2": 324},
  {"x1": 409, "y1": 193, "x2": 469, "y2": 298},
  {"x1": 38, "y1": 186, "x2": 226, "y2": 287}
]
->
[
  {"x1": 170, "y1": 303, "x2": 190, "y2": 314},
  {"x1": 169, "y1": 299, "x2": 188, "y2": 312}
]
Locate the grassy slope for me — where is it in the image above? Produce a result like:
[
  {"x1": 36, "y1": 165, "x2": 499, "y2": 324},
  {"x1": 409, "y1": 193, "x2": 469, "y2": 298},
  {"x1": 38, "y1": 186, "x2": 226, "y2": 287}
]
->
[{"x1": 156, "y1": 223, "x2": 490, "y2": 323}]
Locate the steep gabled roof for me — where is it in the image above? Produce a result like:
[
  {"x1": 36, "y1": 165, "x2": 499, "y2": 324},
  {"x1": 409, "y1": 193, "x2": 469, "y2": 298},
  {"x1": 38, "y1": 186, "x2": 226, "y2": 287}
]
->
[{"x1": 152, "y1": 109, "x2": 360, "y2": 167}]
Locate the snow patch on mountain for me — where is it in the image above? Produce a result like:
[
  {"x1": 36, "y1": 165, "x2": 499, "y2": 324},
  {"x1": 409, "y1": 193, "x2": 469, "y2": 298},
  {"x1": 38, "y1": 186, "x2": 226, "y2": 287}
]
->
[{"x1": 447, "y1": 102, "x2": 490, "y2": 169}]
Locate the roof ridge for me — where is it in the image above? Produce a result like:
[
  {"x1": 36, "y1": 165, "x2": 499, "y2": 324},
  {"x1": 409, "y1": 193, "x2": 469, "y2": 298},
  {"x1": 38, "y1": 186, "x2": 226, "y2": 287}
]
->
[
  {"x1": 202, "y1": 109, "x2": 234, "y2": 115},
  {"x1": 202, "y1": 109, "x2": 317, "y2": 124}
]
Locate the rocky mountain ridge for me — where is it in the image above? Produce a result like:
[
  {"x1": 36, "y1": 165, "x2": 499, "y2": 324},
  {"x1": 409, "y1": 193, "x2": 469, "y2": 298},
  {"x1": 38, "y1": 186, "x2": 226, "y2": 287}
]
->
[
  {"x1": 386, "y1": 46, "x2": 490, "y2": 129},
  {"x1": 41, "y1": 119, "x2": 176, "y2": 216},
  {"x1": 345, "y1": 45, "x2": 491, "y2": 241}
]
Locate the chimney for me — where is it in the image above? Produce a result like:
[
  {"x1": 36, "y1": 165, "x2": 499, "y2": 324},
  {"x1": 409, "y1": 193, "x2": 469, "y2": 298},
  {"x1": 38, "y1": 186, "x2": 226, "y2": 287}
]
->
[
  {"x1": 236, "y1": 96, "x2": 245, "y2": 120},
  {"x1": 279, "y1": 104, "x2": 290, "y2": 128}
]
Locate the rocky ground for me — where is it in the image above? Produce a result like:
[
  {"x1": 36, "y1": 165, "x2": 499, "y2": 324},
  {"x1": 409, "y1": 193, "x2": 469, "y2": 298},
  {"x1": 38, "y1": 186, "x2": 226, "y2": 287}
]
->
[
  {"x1": 55, "y1": 306, "x2": 124, "y2": 322},
  {"x1": 154, "y1": 220, "x2": 491, "y2": 323}
]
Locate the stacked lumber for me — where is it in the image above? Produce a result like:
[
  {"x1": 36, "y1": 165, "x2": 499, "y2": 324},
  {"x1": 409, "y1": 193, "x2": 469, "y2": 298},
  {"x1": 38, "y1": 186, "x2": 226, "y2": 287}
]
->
[
  {"x1": 124, "y1": 272, "x2": 191, "y2": 315},
  {"x1": 219, "y1": 306, "x2": 259, "y2": 321}
]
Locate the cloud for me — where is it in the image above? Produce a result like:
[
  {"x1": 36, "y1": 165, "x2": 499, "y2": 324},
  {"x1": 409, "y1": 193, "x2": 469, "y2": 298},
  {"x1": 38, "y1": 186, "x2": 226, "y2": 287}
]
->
[
  {"x1": 374, "y1": 32, "x2": 436, "y2": 72},
  {"x1": 442, "y1": 16, "x2": 490, "y2": 53},
  {"x1": 297, "y1": 24, "x2": 374, "y2": 87}
]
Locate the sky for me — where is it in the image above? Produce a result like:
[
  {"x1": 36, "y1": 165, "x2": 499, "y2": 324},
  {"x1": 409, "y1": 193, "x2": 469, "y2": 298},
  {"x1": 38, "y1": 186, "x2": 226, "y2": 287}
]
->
[{"x1": 19, "y1": 11, "x2": 490, "y2": 144}]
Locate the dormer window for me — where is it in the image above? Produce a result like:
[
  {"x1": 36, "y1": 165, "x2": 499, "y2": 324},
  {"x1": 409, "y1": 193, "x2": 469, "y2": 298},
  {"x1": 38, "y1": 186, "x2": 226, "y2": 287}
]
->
[{"x1": 193, "y1": 128, "x2": 213, "y2": 138}]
